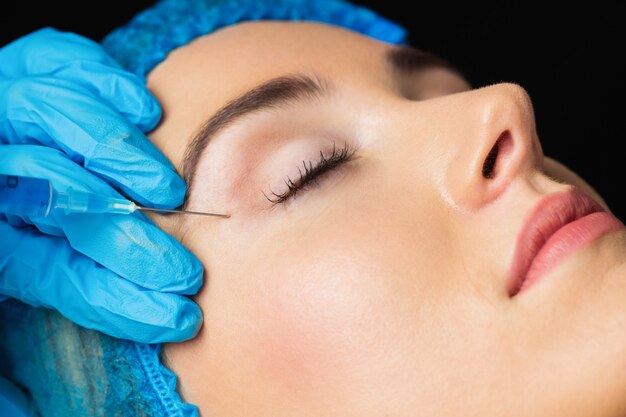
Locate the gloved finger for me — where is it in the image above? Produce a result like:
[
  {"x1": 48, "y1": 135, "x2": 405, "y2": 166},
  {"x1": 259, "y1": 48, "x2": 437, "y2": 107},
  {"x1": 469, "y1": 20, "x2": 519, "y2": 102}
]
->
[
  {"x1": 7, "y1": 214, "x2": 64, "y2": 237},
  {"x1": 52, "y1": 61, "x2": 161, "y2": 132},
  {"x1": 0, "y1": 145, "x2": 203, "y2": 294},
  {"x1": 0, "y1": 28, "x2": 122, "y2": 77},
  {"x1": 0, "y1": 28, "x2": 160, "y2": 131},
  {"x1": 0, "y1": 220, "x2": 203, "y2": 343},
  {"x1": 0, "y1": 77, "x2": 184, "y2": 208},
  {"x1": 0, "y1": 200, "x2": 63, "y2": 236},
  {"x1": 2, "y1": 213, "x2": 30, "y2": 229}
]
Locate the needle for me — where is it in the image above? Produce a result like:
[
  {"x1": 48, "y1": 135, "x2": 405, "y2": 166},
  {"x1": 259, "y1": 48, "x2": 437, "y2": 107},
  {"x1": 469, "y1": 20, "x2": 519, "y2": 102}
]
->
[{"x1": 136, "y1": 206, "x2": 231, "y2": 218}]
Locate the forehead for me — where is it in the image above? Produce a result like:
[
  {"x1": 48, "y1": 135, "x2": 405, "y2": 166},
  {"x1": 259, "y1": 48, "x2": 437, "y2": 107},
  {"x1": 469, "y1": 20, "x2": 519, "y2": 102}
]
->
[
  {"x1": 146, "y1": 21, "x2": 391, "y2": 167},
  {"x1": 150, "y1": 20, "x2": 390, "y2": 95}
]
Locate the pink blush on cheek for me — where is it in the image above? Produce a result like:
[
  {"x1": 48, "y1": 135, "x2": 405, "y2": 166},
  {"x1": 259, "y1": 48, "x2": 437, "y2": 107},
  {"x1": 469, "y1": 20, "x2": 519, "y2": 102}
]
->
[
  {"x1": 249, "y1": 269, "x2": 375, "y2": 397},
  {"x1": 252, "y1": 313, "x2": 334, "y2": 394},
  {"x1": 251, "y1": 289, "x2": 348, "y2": 395}
]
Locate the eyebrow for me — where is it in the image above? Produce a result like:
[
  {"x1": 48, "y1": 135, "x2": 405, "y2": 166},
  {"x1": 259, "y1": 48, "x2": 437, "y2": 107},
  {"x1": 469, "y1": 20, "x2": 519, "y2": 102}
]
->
[
  {"x1": 181, "y1": 46, "x2": 464, "y2": 201},
  {"x1": 181, "y1": 74, "x2": 329, "y2": 199}
]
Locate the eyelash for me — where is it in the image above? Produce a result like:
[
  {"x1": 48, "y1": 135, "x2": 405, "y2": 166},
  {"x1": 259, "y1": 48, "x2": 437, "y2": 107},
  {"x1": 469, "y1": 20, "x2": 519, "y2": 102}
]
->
[{"x1": 263, "y1": 141, "x2": 357, "y2": 205}]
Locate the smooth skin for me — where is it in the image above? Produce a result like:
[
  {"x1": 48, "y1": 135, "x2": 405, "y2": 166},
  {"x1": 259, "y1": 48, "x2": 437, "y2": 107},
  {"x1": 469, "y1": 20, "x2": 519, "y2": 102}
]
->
[{"x1": 145, "y1": 21, "x2": 626, "y2": 417}]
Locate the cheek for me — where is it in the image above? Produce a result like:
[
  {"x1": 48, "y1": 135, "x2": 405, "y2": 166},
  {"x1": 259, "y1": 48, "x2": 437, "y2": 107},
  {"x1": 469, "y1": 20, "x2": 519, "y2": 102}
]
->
[
  {"x1": 252, "y1": 251, "x2": 371, "y2": 389},
  {"x1": 250, "y1": 245, "x2": 405, "y2": 394}
]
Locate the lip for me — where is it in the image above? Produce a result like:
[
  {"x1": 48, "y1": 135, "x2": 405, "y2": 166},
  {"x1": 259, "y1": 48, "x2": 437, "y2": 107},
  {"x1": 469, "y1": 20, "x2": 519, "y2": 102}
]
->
[{"x1": 507, "y1": 187, "x2": 626, "y2": 297}]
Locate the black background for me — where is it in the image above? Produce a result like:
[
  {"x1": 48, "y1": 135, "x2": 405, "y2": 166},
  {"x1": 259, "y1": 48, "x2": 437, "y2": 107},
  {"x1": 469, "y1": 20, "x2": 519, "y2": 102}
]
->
[{"x1": 2, "y1": 1, "x2": 624, "y2": 221}]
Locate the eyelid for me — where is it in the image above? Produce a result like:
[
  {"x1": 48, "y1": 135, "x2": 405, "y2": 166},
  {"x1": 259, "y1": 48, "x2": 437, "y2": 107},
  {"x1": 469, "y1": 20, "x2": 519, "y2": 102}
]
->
[{"x1": 263, "y1": 141, "x2": 358, "y2": 206}]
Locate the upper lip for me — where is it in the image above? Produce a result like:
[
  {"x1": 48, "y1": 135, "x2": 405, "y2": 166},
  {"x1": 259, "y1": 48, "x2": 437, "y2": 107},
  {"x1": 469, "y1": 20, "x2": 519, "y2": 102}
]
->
[{"x1": 507, "y1": 187, "x2": 605, "y2": 297}]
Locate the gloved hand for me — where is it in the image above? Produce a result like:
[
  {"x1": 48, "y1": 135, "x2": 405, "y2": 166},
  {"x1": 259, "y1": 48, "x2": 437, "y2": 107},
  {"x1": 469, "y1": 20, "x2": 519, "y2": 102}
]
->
[{"x1": 0, "y1": 28, "x2": 204, "y2": 344}]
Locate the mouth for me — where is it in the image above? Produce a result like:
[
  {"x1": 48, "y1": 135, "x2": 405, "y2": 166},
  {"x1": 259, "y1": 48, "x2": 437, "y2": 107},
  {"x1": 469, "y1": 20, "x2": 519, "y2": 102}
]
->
[{"x1": 507, "y1": 187, "x2": 625, "y2": 297}]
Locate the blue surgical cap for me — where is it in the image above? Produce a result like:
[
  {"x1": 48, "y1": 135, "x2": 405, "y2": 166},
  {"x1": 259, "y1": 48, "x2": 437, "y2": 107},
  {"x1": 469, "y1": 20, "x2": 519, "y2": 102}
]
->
[
  {"x1": 1, "y1": 1, "x2": 406, "y2": 416},
  {"x1": 101, "y1": 0, "x2": 407, "y2": 79},
  {"x1": 1, "y1": 300, "x2": 195, "y2": 417}
]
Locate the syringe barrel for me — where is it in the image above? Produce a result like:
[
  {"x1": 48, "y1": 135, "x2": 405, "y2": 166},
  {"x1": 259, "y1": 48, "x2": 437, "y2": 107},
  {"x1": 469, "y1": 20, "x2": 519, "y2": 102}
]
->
[
  {"x1": 54, "y1": 188, "x2": 135, "y2": 214},
  {"x1": 0, "y1": 174, "x2": 53, "y2": 217}
]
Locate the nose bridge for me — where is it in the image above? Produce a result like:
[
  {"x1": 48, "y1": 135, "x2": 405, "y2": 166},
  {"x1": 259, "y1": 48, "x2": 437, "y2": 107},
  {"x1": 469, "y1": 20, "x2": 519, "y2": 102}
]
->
[{"x1": 438, "y1": 82, "x2": 543, "y2": 212}]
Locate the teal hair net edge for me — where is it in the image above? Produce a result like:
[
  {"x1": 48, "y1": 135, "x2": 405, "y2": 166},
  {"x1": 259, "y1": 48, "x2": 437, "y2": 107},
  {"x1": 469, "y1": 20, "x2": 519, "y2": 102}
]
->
[
  {"x1": 131, "y1": 344, "x2": 197, "y2": 416},
  {"x1": 0, "y1": 299, "x2": 198, "y2": 417},
  {"x1": 101, "y1": 0, "x2": 408, "y2": 80}
]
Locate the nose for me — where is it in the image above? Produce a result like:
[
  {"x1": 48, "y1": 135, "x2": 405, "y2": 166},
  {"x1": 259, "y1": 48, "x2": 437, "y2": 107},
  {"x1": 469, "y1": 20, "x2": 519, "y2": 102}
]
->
[{"x1": 441, "y1": 83, "x2": 543, "y2": 211}]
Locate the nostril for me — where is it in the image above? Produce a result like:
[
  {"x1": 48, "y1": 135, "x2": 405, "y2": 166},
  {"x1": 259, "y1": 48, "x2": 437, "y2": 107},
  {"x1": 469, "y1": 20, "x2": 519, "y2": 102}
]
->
[
  {"x1": 482, "y1": 130, "x2": 513, "y2": 179},
  {"x1": 482, "y1": 141, "x2": 499, "y2": 178}
]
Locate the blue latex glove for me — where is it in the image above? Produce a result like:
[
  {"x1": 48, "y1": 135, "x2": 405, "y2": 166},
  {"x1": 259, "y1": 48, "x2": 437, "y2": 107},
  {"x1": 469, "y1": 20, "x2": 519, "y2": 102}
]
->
[{"x1": 0, "y1": 28, "x2": 203, "y2": 343}]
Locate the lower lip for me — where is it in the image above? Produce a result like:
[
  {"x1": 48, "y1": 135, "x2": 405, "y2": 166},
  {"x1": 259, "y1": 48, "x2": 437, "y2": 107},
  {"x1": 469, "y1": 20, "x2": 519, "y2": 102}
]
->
[{"x1": 517, "y1": 212, "x2": 626, "y2": 294}]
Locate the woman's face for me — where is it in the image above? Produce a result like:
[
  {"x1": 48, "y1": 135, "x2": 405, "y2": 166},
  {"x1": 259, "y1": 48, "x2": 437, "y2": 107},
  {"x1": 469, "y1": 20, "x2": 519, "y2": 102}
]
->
[{"x1": 146, "y1": 21, "x2": 626, "y2": 416}]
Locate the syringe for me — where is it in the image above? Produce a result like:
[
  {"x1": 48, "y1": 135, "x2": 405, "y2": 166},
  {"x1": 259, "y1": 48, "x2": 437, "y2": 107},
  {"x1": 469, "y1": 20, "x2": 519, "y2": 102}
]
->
[{"x1": 0, "y1": 174, "x2": 230, "y2": 218}]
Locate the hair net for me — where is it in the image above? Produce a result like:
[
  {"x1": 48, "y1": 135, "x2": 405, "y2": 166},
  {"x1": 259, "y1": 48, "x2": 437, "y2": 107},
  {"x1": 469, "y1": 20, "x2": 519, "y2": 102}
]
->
[
  {"x1": 1, "y1": 299, "x2": 194, "y2": 416},
  {"x1": 1, "y1": 1, "x2": 407, "y2": 416},
  {"x1": 101, "y1": 0, "x2": 407, "y2": 80}
]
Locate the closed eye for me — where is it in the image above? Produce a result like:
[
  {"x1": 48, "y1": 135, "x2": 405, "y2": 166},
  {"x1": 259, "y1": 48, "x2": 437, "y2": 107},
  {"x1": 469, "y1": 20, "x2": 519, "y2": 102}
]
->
[{"x1": 263, "y1": 141, "x2": 357, "y2": 205}]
